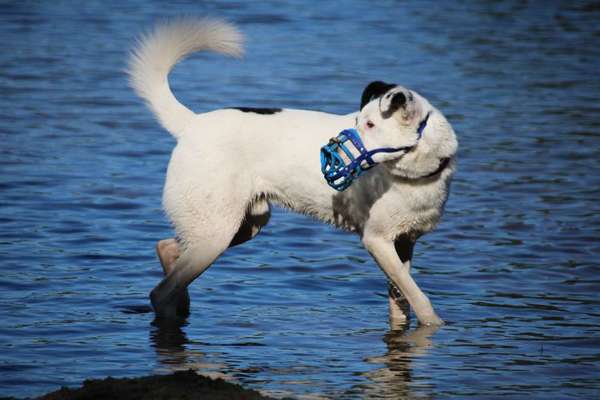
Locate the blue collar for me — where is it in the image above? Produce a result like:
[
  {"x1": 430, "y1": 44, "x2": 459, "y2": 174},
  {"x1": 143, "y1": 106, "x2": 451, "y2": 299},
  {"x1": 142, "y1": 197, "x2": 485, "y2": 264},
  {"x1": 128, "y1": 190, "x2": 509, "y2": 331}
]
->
[{"x1": 320, "y1": 112, "x2": 431, "y2": 191}]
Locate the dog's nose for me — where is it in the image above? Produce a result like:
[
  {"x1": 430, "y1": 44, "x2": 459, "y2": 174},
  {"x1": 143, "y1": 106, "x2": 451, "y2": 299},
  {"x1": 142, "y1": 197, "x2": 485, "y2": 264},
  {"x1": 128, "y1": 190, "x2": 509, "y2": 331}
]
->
[{"x1": 391, "y1": 92, "x2": 406, "y2": 107}]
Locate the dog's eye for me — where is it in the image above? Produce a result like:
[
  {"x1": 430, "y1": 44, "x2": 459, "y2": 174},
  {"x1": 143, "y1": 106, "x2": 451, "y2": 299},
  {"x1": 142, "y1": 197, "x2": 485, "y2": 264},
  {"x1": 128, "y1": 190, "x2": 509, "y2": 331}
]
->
[{"x1": 366, "y1": 120, "x2": 375, "y2": 129}]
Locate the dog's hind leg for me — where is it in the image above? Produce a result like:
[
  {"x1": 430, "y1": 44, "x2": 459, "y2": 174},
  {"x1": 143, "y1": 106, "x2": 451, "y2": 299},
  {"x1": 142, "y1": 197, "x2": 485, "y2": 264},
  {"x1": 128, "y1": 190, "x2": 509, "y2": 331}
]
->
[
  {"x1": 157, "y1": 239, "x2": 180, "y2": 274},
  {"x1": 156, "y1": 238, "x2": 190, "y2": 316},
  {"x1": 155, "y1": 198, "x2": 270, "y2": 278},
  {"x1": 150, "y1": 196, "x2": 248, "y2": 319},
  {"x1": 363, "y1": 234, "x2": 443, "y2": 326},
  {"x1": 151, "y1": 198, "x2": 270, "y2": 319},
  {"x1": 151, "y1": 229, "x2": 236, "y2": 319}
]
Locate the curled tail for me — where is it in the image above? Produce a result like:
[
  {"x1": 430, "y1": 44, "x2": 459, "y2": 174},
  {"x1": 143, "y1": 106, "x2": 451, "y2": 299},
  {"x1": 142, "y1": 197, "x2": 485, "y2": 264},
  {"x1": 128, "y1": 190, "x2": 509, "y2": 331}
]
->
[{"x1": 128, "y1": 18, "x2": 243, "y2": 139}]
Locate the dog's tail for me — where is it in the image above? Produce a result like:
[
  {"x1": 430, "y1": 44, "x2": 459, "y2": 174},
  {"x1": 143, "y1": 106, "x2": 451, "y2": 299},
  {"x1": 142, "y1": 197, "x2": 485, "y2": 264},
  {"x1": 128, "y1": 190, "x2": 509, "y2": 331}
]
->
[{"x1": 128, "y1": 18, "x2": 243, "y2": 139}]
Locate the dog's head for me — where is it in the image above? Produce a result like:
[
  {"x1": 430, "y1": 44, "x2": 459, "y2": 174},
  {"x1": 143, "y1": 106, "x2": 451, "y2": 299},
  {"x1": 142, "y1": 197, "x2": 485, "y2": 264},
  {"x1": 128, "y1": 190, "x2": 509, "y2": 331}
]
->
[{"x1": 355, "y1": 81, "x2": 456, "y2": 166}]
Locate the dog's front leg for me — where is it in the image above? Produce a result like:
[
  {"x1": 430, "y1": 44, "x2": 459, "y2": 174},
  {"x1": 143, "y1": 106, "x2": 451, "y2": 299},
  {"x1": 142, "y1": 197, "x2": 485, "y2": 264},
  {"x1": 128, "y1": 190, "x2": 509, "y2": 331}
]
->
[
  {"x1": 362, "y1": 234, "x2": 443, "y2": 326},
  {"x1": 388, "y1": 282, "x2": 410, "y2": 328},
  {"x1": 387, "y1": 238, "x2": 414, "y2": 327}
]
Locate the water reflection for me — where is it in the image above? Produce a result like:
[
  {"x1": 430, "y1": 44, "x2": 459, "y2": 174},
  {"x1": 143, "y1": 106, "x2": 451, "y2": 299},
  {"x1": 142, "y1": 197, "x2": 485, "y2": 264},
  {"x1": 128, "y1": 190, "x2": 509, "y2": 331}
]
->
[
  {"x1": 149, "y1": 314, "x2": 441, "y2": 399},
  {"x1": 150, "y1": 318, "x2": 189, "y2": 364},
  {"x1": 361, "y1": 325, "x2": 440, "y2": 399},
  {"x1": 149, "y1": 318, "x2": 226, "y2": 378},
  {"x1": 151, "y1": 315, "x2": 440, "y2": 399}
]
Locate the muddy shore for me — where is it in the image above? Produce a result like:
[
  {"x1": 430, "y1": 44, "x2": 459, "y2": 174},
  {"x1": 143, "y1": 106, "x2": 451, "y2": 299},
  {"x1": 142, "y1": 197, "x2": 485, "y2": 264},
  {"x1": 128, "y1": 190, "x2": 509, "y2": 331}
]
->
[{"x1": 4, "y1": 370, "x2": 286, "y2": 400}]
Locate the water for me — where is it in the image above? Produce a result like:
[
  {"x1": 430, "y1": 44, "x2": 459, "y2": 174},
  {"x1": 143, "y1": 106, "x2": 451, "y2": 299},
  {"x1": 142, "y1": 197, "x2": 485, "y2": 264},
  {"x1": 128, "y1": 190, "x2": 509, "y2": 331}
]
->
[{"x1": 1, "y1": 1, "x2": 599, "y2": 399}]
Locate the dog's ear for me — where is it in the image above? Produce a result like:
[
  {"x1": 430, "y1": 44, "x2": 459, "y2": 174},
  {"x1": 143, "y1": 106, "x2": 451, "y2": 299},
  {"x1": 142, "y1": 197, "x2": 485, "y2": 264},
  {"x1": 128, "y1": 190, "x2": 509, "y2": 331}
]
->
[{"x1": 360, "y1": 81, "x2": 396, "y2": 110}]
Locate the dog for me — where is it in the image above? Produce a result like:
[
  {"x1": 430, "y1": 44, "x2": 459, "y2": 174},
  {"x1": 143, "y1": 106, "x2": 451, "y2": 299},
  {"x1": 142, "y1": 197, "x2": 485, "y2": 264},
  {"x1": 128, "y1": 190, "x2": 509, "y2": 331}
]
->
[{"x1": 128, "y1": 18, "x2": 457, "y2": 327}]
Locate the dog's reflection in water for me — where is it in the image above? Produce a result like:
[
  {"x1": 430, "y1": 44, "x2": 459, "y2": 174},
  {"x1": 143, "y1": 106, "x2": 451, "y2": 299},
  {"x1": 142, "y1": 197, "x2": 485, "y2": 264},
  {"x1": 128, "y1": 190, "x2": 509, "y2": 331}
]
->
[
  {"x1": 151, "y1": 314, "x2": 439, "y2": 399},
  {"x1": 149, "y1": 318, "x2": 228, "y2": 380},
  {"x1": 361, "y1": 323, "x2": 440, "y2": 399}
]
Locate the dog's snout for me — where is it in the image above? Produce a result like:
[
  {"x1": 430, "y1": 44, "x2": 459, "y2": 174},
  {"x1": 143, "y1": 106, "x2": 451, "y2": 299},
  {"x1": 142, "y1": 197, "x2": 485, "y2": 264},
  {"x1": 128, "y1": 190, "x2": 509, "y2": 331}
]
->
[{"x1": 391, "y1": 92, "x2": 406, "y2": 107}]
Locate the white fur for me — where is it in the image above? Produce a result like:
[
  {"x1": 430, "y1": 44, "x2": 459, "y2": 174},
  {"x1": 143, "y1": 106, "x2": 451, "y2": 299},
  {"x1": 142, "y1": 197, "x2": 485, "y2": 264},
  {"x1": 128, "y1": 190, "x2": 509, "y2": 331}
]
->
[
  {"x1": 128, "y1": 19, "x2": 458, "y2": 327},
  {"x1": 128, "y1": 18, "x2": 243, "y2": 137}
]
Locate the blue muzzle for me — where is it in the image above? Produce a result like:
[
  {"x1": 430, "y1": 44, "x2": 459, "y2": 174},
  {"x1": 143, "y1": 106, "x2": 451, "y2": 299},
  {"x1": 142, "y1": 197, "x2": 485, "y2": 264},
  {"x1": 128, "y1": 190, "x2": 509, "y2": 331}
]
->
[
  {"x1": 320, "y1": 128, "x2": 410, "y2": 191},
  {"x1": 320, "y1": 113, "x2": 430, "y2": 191}
]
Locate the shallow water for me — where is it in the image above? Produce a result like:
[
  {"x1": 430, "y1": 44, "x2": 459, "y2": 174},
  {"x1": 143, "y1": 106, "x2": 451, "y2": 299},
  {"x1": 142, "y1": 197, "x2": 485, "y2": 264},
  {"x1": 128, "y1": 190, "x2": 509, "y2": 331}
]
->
[{"x1": 1, "y1": 1, "x2": 599, "y2": 399}]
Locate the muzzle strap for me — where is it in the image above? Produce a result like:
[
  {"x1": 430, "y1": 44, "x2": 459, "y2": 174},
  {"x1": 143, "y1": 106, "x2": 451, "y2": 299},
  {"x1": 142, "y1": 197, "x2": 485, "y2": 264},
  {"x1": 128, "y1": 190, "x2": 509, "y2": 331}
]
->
[
  {"x1": 320, "y1": 112, "x2": 431, "y2": 191},
  {"x1": 320, "y1": 129, "x2": 412, "y2": 191}
]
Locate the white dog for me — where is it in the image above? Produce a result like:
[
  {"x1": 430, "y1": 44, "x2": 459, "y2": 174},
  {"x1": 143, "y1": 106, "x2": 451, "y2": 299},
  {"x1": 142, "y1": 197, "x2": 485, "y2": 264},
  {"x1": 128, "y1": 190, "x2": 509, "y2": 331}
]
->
[{"x1": 128, "y1": 19, "x2": 457, "y2": 327}]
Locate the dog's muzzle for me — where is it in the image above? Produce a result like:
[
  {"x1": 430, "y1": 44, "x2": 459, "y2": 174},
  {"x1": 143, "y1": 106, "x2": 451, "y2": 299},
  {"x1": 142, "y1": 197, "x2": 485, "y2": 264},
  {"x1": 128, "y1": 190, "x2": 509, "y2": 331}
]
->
[{"x1": 320, "y1": 128, "x2": 410, "y2": 191}]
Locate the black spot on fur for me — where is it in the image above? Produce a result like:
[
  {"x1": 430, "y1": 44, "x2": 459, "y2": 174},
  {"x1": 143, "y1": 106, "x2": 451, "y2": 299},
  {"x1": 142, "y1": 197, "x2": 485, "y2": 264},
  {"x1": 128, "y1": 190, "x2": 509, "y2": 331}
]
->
[
  {"x1": 391, "y1": 92, "x2": 406, "y2": 107},
  {"x1": 230, "y1": 107, "x2": 282, "y2": 115},
  {"x1": 360, "y1": 81, "x2": 396, "y2": 110},
  {"x1": 381, "y1": 92, "x2": 406, "y2": 119}
]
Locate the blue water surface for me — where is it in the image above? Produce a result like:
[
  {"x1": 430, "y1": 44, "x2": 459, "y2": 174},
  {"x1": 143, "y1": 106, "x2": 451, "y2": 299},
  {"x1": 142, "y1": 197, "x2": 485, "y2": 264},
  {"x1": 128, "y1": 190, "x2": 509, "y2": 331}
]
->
[{"x1": 1, "y1": 1, "x2": 599, "y2": 399}]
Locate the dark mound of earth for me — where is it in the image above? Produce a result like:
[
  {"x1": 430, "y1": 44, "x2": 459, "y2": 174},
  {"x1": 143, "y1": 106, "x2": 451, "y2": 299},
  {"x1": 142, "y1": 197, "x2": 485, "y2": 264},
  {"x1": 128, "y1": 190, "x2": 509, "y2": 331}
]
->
[{"x1": 11, "y1": 370, "x2": 284, "y2": 400}]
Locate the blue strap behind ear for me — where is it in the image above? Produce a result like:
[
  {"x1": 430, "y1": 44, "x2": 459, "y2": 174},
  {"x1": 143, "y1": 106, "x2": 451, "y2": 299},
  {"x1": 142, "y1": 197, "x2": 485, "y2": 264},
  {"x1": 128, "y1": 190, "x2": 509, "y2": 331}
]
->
[{"x1": 416, "y1": 112, "x2": 430, "y2": 140}]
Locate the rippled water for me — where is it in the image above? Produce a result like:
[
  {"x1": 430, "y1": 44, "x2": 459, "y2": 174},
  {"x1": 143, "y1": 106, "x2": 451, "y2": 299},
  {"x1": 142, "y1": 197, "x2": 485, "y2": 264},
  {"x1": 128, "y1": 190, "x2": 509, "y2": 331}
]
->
[{"x1": 1, "y1": 1, "x2": 599, "y2": 399}]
